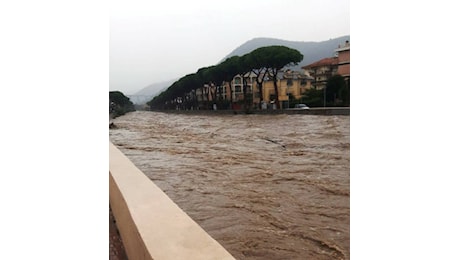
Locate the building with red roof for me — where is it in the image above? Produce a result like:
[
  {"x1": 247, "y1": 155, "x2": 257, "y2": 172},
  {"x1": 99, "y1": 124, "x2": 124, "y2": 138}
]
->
[
  {"x1": 301, "y1": 57, "x2": 338, "y2": 90},
  {"x1": 302, "y1": 40, "x2": 350, "y2": 91}
]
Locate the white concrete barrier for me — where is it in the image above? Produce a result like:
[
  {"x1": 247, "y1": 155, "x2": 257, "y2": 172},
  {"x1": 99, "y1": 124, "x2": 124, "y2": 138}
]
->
[{"x1": 109, "y1": 142, "x2": 235, "y2": 260}]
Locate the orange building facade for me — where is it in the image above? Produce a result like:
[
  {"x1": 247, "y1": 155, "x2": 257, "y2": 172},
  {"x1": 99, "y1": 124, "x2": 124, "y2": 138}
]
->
[{"x1": 336, "y1": 40, "x2": 350, "y2": 79}]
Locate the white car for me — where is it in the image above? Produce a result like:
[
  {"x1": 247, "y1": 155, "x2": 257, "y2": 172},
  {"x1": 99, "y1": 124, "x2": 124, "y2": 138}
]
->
[{"x1": 294, "y1": 104, "x2": 309, "y2": 110}]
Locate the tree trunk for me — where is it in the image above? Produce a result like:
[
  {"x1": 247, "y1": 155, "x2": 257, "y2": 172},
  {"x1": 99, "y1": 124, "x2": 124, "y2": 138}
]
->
[
  {"x1": 211, "y1": 82, "x2": 217, "y2": 103},
  {"x1": 205, "y1": 86, "x2": 210, "y2": 109},
  {"x1": 258, "y1": 82, "x2": 263, "y2": 109},
  {"x1": 242, "y1": 76, "x2": 248, "y2": 111},
  {"x1": 253, "y1": 69, "x2": 267, "y2": 109},
  {"x1": 271, "y1": 68, "x2": 281, "y2": 109},
  {"x1": 227, "y1": 80, "x2": 234, "y2": 110},
  {"x1": 193, "y1": 90, "x2": 198, "y2": 110}
]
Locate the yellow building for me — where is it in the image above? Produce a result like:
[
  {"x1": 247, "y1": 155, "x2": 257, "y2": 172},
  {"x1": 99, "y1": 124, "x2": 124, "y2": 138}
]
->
[
  {"x1": 258, "y1": 70, "x2": 313, "y2": 109},
  {"x1": 192, "y1": 70, "x2": 314, "y2": 110}
]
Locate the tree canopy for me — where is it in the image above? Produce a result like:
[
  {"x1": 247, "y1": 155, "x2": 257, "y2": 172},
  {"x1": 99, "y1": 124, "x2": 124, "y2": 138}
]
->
[
  {"x1": 326, "y1": 75, "x2": 349, "y2": 106},
  {"x1": 148, "y1": 45, "x2": 303, "y2": 110},
  {"x1": 109, "y1": 91, "x2": 135, "y2": 117}
]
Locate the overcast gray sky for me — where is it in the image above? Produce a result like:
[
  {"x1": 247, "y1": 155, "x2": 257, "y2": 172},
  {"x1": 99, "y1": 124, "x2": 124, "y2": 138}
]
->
[{"x1": 110, "y1": 0, "x2": 350, "y2": 95}]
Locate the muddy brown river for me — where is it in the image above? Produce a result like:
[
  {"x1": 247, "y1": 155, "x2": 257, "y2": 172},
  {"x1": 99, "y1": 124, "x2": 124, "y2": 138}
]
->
[{"x1": 109, "y1": 111, "x2": 350, "y2": 259}]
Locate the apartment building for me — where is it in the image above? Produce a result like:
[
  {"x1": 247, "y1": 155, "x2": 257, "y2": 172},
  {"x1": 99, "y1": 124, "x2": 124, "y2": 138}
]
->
[
  {"x1": 231, "y1": 72, "x2": 257, "y2": 103},
  {"x1": 191, "y1": 69, "x2": 314, "y2": 110},
  {"x1": 260, "y1": 70, "x2": 313, "y2": 108},
  {"x1": 335, "y1": 40, "x2": 350, "y2": 80},
  {"x1": 193, "y1": 70, "x2": 313, "y2": 110},
  {"x1": 301, "y1": 57, "x2": 338, "y2": 90},
  {"x1": 302, "y1": 40, "x2": 350, "y2": 90}
]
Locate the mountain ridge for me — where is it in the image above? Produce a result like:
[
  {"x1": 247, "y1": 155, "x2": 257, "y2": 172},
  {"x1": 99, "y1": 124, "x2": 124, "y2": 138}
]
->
[{"x1": 221, "y1": 35, "x2": 350, "y2": 67}]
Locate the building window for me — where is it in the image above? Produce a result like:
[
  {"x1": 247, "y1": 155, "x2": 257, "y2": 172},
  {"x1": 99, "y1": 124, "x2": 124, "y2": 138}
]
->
[
  {"x1": 287, "y1": 79, "x2": 293, "y2": 86},
  {"x1": 234, "y1": 77, "x2": 241, "y2": 84},
  {"x1": 300, "y1": 79, "x2": 307, "y2": 86},
  {"x1": 234, "y1": 86, "x2": 242, "y2": 93}
]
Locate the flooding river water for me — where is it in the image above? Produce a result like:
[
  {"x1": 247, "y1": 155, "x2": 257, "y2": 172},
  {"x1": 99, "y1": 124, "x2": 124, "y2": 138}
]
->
[{"x1": 109, "y1": 111, "x2": 350, "y2": 260}]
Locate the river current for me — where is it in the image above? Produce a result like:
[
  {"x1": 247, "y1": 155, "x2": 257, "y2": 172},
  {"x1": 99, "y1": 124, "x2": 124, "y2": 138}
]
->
[{"x1": 109, "y1": 111, "x2": 350, "y2": 259}]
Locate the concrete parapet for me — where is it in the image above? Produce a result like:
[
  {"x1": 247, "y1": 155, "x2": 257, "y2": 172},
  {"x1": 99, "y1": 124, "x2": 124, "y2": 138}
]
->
[{"x1": 109, "y1": 142, "x2": 235, "y2": 260}]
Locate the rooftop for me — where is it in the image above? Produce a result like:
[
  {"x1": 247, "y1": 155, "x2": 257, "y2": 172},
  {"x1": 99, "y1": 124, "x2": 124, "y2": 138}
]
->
[{"x1": 301, "y1": 57, "x2": 338, "y2": 70}]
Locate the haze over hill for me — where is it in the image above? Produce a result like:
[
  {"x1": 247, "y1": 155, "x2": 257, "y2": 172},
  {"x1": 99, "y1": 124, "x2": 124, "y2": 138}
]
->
[
  {"x1": 130, "y1": 78, "x2": 178, "y2": 105},
  {"x1": 133, "y1": 35, "x2": 350, "y2": 104},
  {"x1": 222, "y1": 35, "x2": 350, "y2": 69}
]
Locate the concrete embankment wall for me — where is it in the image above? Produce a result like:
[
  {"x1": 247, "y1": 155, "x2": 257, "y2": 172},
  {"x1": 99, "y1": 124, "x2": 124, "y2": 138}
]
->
[
  {"x1": 151, "y1": 107, "x2": 350, "y2": 116},
  {"x1": 109, "y1": 142, "x2": 235, "y2": 260}
]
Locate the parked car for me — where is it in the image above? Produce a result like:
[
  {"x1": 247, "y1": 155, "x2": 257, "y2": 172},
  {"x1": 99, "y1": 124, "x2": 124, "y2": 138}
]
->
[{"x1": 294, "y1": 104, "x2": 310, "y2": 110}]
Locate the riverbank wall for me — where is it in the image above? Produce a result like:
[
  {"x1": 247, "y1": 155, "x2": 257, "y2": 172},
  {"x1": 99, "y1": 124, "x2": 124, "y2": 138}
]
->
[
  {"x1": 150, "y1": 107, "x2": 350, "y2": 116},
  {"x1": 109, "y1": 142, "x2": 235, "y2": 260}
]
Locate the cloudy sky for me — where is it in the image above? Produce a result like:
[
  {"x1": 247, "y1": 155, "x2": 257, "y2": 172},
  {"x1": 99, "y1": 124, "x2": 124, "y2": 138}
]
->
[{"x1": 110, "y1": 0, "x2": 350, "y2": 95}]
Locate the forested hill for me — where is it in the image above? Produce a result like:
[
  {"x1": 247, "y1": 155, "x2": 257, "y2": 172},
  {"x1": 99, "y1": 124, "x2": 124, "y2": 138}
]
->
[{"x1": 222, "y1": 35, "x2": 350, "y2": 70}]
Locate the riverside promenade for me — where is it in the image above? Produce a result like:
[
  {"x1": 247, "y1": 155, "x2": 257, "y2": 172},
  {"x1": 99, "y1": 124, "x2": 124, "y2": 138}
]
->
[{"x1": 151, "y1": 107, "x2": 350, "y2": 116}]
